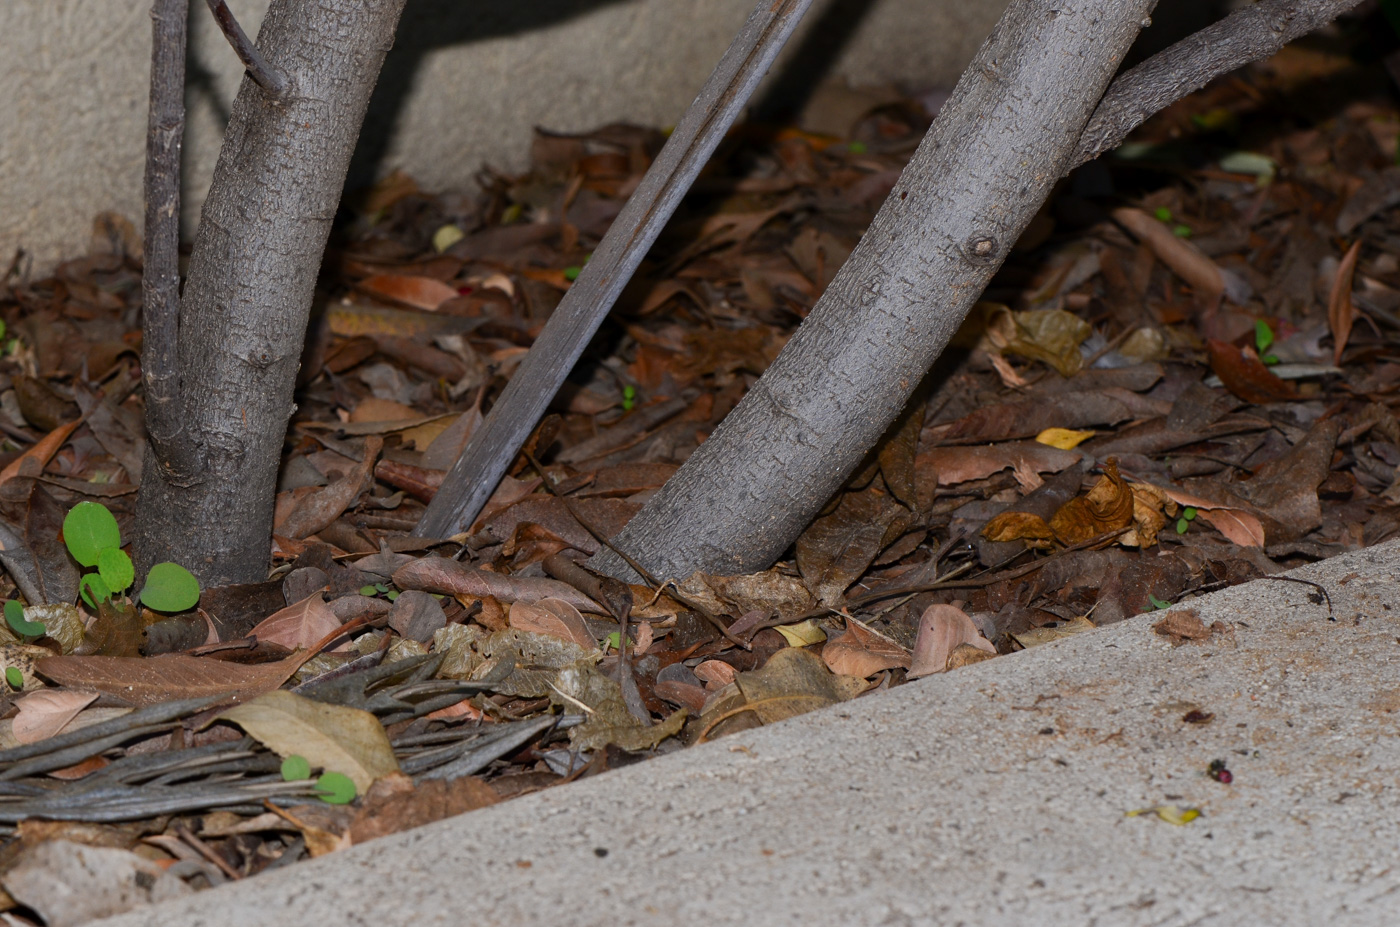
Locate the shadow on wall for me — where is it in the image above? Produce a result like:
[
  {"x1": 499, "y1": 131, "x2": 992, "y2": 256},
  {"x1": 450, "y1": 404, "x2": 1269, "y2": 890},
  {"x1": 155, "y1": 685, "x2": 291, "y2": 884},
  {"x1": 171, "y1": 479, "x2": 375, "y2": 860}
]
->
[
  {"x1": 348, "y1": 0, "x2": 632, "y2": 192},
  {"x1": 334, "y1": 0, "x2": 1221, "y2": 193}
]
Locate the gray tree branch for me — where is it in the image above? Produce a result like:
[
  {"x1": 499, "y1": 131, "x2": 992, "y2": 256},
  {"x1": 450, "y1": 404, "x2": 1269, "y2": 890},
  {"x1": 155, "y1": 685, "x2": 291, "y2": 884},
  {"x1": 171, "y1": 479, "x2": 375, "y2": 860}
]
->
[
  {"x1": 141, "y1": 0, "x2": 188, "y2": 453},
  {"x1": 588, "y1": 0, "x2": 1158, "y2": 583},
  {"x1": 1069, "y1": 0, "x2": 1365, "y2": 171},
  {"x1": 204, "y1": 0, "x2": 289, "y2": 99}
]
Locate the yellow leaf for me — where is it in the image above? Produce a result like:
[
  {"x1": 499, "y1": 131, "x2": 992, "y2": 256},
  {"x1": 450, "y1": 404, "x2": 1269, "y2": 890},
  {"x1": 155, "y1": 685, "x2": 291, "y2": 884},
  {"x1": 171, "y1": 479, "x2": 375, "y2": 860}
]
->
[
  {"x1": 432, "y1": 224, "x2": 465, "y2": 253},
  {"x1": 774, "y1": 619, "x2": 827, "y2": 647},
  {"x1": 1126, "y1": 804, "x2": 1201, "y2": 826},
  {"x1": 1036, "y1": 427, "x2": 1095, "y2": 450},
  {"x1": 219, "y1": 691, "x2": 399, "y2": 793}
]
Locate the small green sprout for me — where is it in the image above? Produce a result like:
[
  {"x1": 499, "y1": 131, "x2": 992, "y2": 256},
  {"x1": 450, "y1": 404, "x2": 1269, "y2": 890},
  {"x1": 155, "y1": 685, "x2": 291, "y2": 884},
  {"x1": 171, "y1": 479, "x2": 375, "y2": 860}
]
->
[
  {"x1": 1175, "y1": 506, "x2": 1199, "y2": 535},
  {"x1": 1148, "y1": 594, "x2": 1172, "y2": 610},
  {"x1": 4, "y1": 667, "x2": 22, "y2": 690},
  {"x1": 1254, "y1": 319, "x2": 1279, "y2": 364},
  {"x1": 359, "y1": 585, "x2": 378, "y2": 598},
  {"x1": 316, "y1": 771, "x2": 357, "y2": 805},
  {"x1": 847, "y1": 141, "x2": 867, "y2": 155},
  {"x1": 5, "y1": 600, "x2": 44, "y2": 640},
  {"x1": 622, "y1": 384, "x2": 637, "y2": 411},
  {"x1": 62, "y1": 501, "x2": 201, "y2": 613},
  {"x1": 281, "y1": 755, "x2": 312, "y2": 781},
  {"x1": 564, "y1": 265, "x2": 582, "y2": 282},
  {"x1": 1154, "y1": 207, "x2": 1172, "y2": 222},
  {"x1": 1171, "y1": 224, "x2": 1193, "y2": 238}
]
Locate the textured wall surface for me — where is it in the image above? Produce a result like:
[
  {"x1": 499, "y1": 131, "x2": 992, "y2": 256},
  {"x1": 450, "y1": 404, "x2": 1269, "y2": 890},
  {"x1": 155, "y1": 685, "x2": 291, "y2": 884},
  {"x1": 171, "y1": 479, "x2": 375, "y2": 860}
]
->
[{"x1": 0, "y1": 0, "x2": 1008, "y2": 271}]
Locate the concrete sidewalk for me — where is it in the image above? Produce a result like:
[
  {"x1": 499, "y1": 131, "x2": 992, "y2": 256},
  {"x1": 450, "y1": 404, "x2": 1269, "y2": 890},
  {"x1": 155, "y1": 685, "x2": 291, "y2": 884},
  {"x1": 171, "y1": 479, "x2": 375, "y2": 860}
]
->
[{"x1": 93, "y1": 542, "x2": 1400, "y2": 926}]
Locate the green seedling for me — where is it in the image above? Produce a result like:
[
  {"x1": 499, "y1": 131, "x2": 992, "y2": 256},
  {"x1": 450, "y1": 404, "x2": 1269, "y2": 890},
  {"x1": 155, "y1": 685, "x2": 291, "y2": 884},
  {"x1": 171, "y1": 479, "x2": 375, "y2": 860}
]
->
[
  {"x1": 1171, "y1": 224, "x2": 1192, "y2": 238},
  {"x1": 563, "y1": 265, "x2": 582, "y2": 282},
  {"x1": 1153, "y1": 207, "x2": 1172, "y2": 222},
  {"x1": 1253, "y1": 319, "x2": 1279, "y2": 365},
  {"x1": 4, "y1": 667, "x2": 21, "y2": 690},
  {"x1": 1147, "y1": 593, "x2": 1172, "y2": 610},
  {"x1": 281, "y1": 755, "x2": 312, "y2": 781},
  {"x1": 79, "y1": 574, "x2": 112, "y2": 610},
  {"x1": 62, "y1": 501, "x2": 201, "y2": 613},
  {"x1": 1175, "y1": 506, "x2": 1199, "y2": 535},
  {"x1": 622, "y1": 384, "x2": 637, "y2": 411},
  {"x1": 316, "y1": 771, "x2": 357, "y2": 805},
  {"x1": 5, "y1": 600, "x2": 44, "y2": 640},
  {"x1": 385, "y1": 590, "x2": 399, "y2": 602},
  {"x1": 847, "y1": 141, "x2": 867, "y2": 155}
]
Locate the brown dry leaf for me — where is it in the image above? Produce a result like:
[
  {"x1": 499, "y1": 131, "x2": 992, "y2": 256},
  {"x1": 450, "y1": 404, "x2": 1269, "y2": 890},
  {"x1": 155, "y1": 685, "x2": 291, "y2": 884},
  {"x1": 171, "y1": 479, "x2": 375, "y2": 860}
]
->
[
  {"x1": 476, "y1": 496, "x2": 641, "y2": 556},
  {"x1": 931, "y1": 390, "x2": 1168, "y2": 444},
  {"x1": 348, "y1": 772, "x2": 498, "y2": 845},
  {"x1": 1152, "y1": 609, "x2": 1210, "y2": 643},
  {"x1": 358, "y1": 273, "x2": 458, "y2": 311},
  {"x1": 877, "y1": 399, "x2": 924, "y2": 510},
  {"x1": 674, "y1": 569, "x2": 816, "y2": 621},
  {"x1": 693, "y1": 660, "x2": 736, "y2": 689},
  {"x1": 920, "y1": 442, "x2": 1081, "y2": 487},
  {"x1": 508, "y1": 598, "x2": 598, "y2": 651},
  {"x1": 1011, "y1": 614, "x2": 1096, "y2": 649},
  {"x1": 394, "y1": 558, "x2": 601, "y2": 613},
  {"x1": 986, "y1": 306, "x2": 1092, "y2": 377},
  {"x1": 1112, "y1": 207, "x2": 1249, "y2": 305},
  {"x1": 1152, "y1": 485, "x2": 1265, "y2": 547},
  {"x1": 1125, "y1": 482, "x2": 1177, "y2": 548},
  {"x1": 220, "y1": 690, "x2": 400, "y2": 794},
  {"x1": 348, "y1": 397, "x2": 419, "y2": 424},
  {"x1": 908, "y1": 604, "x2": 996, "y2": 678},
  {"x1": 1048, "y1": 458, "x2": 1135, "y2": 545},
  {"x1": 82, "y1": 599, "x2": 146, "y2": 658},
  {"x1": 247, "y1": 593, "x2": 343, "y2": 651},
  {"x1": 1206, "y1": 339, "x2": 1298, "y2": 404},
  {"x1": 276, "y1": 435, "x2": 383, "y2": 540},
  {"x1": 697, "y1": 647, "x2": 865, "y2": 741},
  {"x1": 795, "y1": 485, "x2": 911, "y2": 606},
  {"x1": 0, "y1": 419, "x2": 81, "y2": 488},
  {"x1": 35, "y1": 653, "x2": 304, "y2": 707},
  {"x1": 945, "y1": 643, "x2": 997, "y2": 670},
  {"x1": 980, "y1": 511, "x2": 1056, "y2": 546},
  {"x1": 1229, "y1": 418, "x2": 1339, "y2": 542},
  {"x1": 1328, "y1": 240, "x2": 1362, "y2": 366},
  {"x1": 11, "y1": 690, "x2": 99, "y2": 745},
  {"x1": 822, "y1": 617, "x2": 911, "y2": 677},
  {"x1": 550, "y1": 660, "x2": 686, "y2": 752}
]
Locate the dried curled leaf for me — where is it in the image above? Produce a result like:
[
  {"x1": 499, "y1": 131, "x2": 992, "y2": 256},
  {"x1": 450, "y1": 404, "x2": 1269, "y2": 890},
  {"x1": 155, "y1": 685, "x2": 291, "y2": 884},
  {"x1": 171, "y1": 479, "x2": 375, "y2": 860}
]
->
[{"x1": 1048, "y1": 458, "x2": 1134, "y2": 544}]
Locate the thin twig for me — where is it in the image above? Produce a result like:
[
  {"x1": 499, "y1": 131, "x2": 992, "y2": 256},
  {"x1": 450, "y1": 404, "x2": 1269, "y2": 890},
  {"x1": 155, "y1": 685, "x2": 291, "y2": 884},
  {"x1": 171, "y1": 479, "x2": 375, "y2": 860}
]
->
[
  {"x1": 1070, "y1": 0, "x2": 1365, "y2": 171},
  {"x1": 203, "y1": 0, "x2": 289, "y2": 98},
  {"x1": 142, "y1": 0, "x2": 189, "y2": 451}
]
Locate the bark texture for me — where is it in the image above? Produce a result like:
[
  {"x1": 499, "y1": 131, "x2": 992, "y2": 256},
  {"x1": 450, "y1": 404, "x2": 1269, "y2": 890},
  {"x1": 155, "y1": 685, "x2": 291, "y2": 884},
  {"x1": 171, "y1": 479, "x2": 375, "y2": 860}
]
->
[
  {"x1": 135, "y1": 0, "x2": 407, "y2": 585},
  {"x1": 590, "y1": 0, "x2": 1156, "y2": 582}
]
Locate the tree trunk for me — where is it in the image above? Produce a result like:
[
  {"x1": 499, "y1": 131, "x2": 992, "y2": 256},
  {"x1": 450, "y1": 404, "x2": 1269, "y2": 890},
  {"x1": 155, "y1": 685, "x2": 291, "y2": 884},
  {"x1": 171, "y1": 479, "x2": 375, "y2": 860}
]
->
[
  {"x1": 135, "y1": 0, "x2": 407, "y2": 585},
  {"x1": 590, "y1": 0, "x2": 1156, "y2": 582}
]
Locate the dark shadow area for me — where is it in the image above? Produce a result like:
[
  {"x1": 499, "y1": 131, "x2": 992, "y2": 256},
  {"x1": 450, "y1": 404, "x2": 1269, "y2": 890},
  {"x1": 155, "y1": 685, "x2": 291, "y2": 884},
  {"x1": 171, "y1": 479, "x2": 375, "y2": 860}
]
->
[
  {"x1": 749, "y1": 0, "x2": 879, "y2": 124},
  {"x1": 347, "y1": 0, "x2": 630, "y2": 191}
]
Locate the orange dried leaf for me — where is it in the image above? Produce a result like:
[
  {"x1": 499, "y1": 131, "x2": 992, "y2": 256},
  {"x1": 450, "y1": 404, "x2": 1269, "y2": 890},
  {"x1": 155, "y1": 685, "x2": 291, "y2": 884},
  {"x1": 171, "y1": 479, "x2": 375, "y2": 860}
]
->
[
  {"x1": 1206, "y1": 339, "x2": 1297, "y2": 404},
  {"x1": 1328, "y1": 240, "x2": 1361, "y2": 366},
  {"x1": 1048, "y1": 458, "x2": 1134, "y2": 545},
  {"x1": 358, "y1": 274, "x2": 458, "y2": 311}
]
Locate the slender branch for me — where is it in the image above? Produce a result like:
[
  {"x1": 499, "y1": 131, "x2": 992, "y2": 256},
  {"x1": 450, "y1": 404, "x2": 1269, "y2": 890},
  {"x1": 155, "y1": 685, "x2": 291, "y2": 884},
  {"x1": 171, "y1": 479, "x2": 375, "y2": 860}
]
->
[
  {"x1": 204, "y1": 0, "x2": 289, "y2": 98},
  {"x1": 1068, "y1": 0, "x2": 1366, "y2": 172},
  {"x1": 415, "y1": 0, "x2": 816, "y2": 539},
  {"x1": 142, "y1": 0, "x2": 189, "y2": 449}
]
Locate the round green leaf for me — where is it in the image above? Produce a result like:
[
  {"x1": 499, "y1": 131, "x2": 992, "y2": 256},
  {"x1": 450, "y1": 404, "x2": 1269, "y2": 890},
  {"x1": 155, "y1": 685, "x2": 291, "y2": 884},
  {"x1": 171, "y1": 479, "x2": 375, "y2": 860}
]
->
[
  {"x1": 79, "y1": 574, "x2": 112, "y2": 610},
  {"x1": 62, "y1": 502, "x2": 121, "y2": 568},
  {"x1": 5, "y1": 602, "x2": 44, "y2": 639},
  {"x1": 97, "y1": 548, "x2": 135, "y2": 594},
  {"x1": 139, "y1": 562, "x2": 201, "y2": 613},
  {"x1": 281, "y1": 755, "x2": 312, "y2": 781},
  {"x1": 358, "y1": 585, "x2": 378, "y2": 598},
  {"x1": 4, "y1": 667, "x2": 21, "y2": 689},
  {"x1": 315, "y1": 771, "x2": 356, "y2": 805}
]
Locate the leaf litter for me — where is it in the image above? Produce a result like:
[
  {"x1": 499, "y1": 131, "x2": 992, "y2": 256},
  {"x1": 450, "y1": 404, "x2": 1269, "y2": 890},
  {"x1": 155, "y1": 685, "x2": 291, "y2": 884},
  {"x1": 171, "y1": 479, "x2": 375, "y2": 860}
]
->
[{"x1": 0, "y1": 31, "x2": 1395, "y2": 908}]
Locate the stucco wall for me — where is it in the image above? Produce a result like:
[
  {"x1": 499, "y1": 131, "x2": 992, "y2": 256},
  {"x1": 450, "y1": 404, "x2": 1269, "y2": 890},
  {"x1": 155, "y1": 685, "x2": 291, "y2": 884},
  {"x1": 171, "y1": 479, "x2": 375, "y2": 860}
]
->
[{"x1": 0, "y1": 0, "x2": 1009, "y2": 271}]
